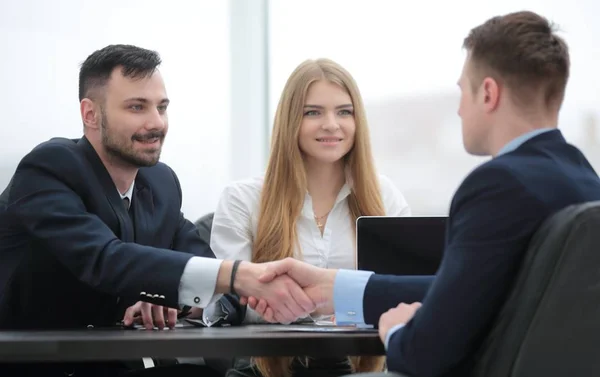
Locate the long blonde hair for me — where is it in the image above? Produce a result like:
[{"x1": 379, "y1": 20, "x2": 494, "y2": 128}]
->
[{"x1": 252, "y1": 58, "x2": 386, "y2": 377}]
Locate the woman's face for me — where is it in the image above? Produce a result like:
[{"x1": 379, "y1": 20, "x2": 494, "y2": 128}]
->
[{"x1": 298, "y1": 80, "x2": 356, "y2": 165}]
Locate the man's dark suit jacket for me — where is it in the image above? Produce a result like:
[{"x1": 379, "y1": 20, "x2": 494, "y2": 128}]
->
[
  {"x1": 0, "y1": 136, "x2": 226, "y2": 374},
  {"x1": 362, "y1": 130, "x2": 600, "y2": 377}
]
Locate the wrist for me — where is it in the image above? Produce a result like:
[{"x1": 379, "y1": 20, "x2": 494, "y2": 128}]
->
[
  {"x1": 215, "y1": 260, "x2": 256, "y2": 296},
  {"x1": 324, "y1": 269, "x2": 338, "y2": 301},
  {"x1": 230, "y1": 260, "x2": 243, "y2": 296},
  {"x1": 232, "y1": 261, "x2": 256, "y2": 297},
  {"x1": 215, "y1": 260, "x2": 234, "y2": 294},
  {"x1": 322, "y1": 269, "x2": 338, "y2": 311}
]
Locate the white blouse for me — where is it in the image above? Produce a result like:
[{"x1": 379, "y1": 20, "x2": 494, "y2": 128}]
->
[{"x1": 210, "y1": 174, "x2": 411, "y2": 270}]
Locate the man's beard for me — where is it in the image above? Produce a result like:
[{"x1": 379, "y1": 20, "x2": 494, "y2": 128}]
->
[{"x1": 100, "y1": 112, "x2": 165, "y2": 168}]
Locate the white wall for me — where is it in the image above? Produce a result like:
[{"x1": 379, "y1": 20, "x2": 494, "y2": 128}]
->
[{"x1": 0, "y1": 0, "x2": 267, "y2": 222}]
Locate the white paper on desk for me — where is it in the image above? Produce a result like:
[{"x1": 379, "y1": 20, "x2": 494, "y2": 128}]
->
[{"x1": 264, "y1": 325, "x2": 376, "y2": 333}]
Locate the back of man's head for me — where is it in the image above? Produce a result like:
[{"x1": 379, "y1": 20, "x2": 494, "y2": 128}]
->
[
  {"x1": 463, "y1": 11, "x2": 570, "y2": 112},
  {"x1": 78, "y1": 44, "x2": 162, "y2": 102}
]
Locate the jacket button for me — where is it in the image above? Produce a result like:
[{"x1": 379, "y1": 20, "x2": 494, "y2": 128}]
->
[{"x1": 194, "y1": 297, "x2": 200, "y2": 304}]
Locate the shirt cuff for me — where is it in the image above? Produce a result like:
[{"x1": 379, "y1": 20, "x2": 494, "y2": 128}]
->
[
  {"x1": 333, "y1": 269, "x2": 374, "y2": 326},
  {"x1": 178, "y1": 257, "x2": 223, "y2": 308},
  {"x1": 384, "y1": 324, "x2": 405, "y2": 350}
]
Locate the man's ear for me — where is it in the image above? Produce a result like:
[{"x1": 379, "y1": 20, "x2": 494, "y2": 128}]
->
[
  {"x1": 81, "y1": 98, "x2": 100, "y2": 130},
  {"x1": 481, "y1": 77, "x2": 500, "y2": 113}
]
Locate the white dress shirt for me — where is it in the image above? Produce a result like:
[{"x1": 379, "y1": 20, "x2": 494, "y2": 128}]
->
[
  {"x1": 209, "y1": 174, "x2": 411, "y2": 322},
  {"x1": 117, "y1": 182, "x2": 135, "y2": 206}
]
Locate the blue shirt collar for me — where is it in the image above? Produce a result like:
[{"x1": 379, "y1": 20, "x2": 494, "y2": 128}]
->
[{"x1": 496, "y1": 128, "x2": 555, "y2": 157}]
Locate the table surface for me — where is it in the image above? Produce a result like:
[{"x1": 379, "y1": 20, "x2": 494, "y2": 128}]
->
[{"x1": 0, "y1": 324, "x2": 385, "y2": 362}]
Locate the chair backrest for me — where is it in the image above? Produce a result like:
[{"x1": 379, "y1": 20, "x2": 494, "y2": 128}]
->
[
  {"x1": 194, "y1": 212, "x2": 214, "y2": 245},
  {"x1": 471, "y1": 201, "x2": 600, "y2": 377}
]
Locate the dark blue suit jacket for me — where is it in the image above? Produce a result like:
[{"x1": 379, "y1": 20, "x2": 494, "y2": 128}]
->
[
  {"x1": 363, "y1": 130, "x2": 600, "y2": 377},
  {"x1": 0, "y1": 136, "x2": 213, "y2": 329}
]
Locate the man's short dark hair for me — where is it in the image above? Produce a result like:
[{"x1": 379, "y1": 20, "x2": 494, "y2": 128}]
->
[
  {"x1": 463, "y1": 11, "x2": 570, "y2": 110},
  {"x1": 78, "y1": 44, "x2": 162, "y2": 101}
]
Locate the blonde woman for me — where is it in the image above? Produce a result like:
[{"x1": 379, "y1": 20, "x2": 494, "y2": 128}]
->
[{"x1": 210, "y1": 59, "x2": 411, "y2": 377}]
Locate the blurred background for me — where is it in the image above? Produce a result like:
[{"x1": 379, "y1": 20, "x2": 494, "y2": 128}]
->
[{"x1": 1, "y1": 0, "x2": 598, "y2": 221}]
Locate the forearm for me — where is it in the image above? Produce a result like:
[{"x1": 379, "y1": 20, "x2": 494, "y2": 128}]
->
[
  {"x1": 363, "y1": 275, "x2": 433, "y2": 325},
  {"x1": 181, "y1": 259, "x2": 255, "y2": 307}
]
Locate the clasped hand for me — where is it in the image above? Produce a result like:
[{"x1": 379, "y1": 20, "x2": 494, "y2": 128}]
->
[
  {"x1": 237, "y1": 258, "x2": 336, "y2": 323},
  {"x1": 123, "y1": 258, "x2": 336, "y2": 328}
]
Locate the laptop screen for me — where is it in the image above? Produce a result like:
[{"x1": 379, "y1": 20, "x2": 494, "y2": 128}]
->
[{"x1": 356, "y1": 216, "x2": 447, "y2": 275}]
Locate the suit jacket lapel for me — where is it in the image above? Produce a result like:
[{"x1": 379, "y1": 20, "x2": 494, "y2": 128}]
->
[
  {"x1": 76, "y1": 137, "x2": 134, "y2": 242},
  {"x1": 131, "y1": 172, "x2": 155, "y2": 245}
]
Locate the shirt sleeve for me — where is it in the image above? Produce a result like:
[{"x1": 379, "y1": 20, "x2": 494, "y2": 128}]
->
[
  {"x1": 210, "y1": 181, "x2": 257, "y2": 261},
  {"x1": 333, "y1": 269, "x2": 374, "y2": 325},
  {"x1": 178, "y1": 256, "x2": 223, "y2": 308}
]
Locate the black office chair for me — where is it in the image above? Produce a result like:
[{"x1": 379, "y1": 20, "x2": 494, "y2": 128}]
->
[
  {"x1": 194, "y1": 211, "x2": 215, "y2": 245},
  {"x1": 344, "y1": 201, "x2": 600, "y2": 377}
]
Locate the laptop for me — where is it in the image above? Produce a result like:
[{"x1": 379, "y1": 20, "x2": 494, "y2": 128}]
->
[{"x1": 356, "y1": 216, "x2": 447, "y2": 275}]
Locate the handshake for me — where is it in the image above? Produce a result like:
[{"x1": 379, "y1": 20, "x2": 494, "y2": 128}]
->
[
  {"x1": 122, "y1": 258, "x2": 337, "y2": 330},
  {"x1": 225, "y1": 258, "x2": 337, "y2": 324}
]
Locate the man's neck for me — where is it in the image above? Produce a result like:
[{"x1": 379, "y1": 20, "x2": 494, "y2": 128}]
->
[
  {"x1": 109, "y1": 167, "x2": 136, "y2": 195},
  {"x1": 305, "y1": 159, "x2": 346, "y2": 199},
  {"x1": 489, "y1": 113, "x2": 558, "y2": 156}
]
